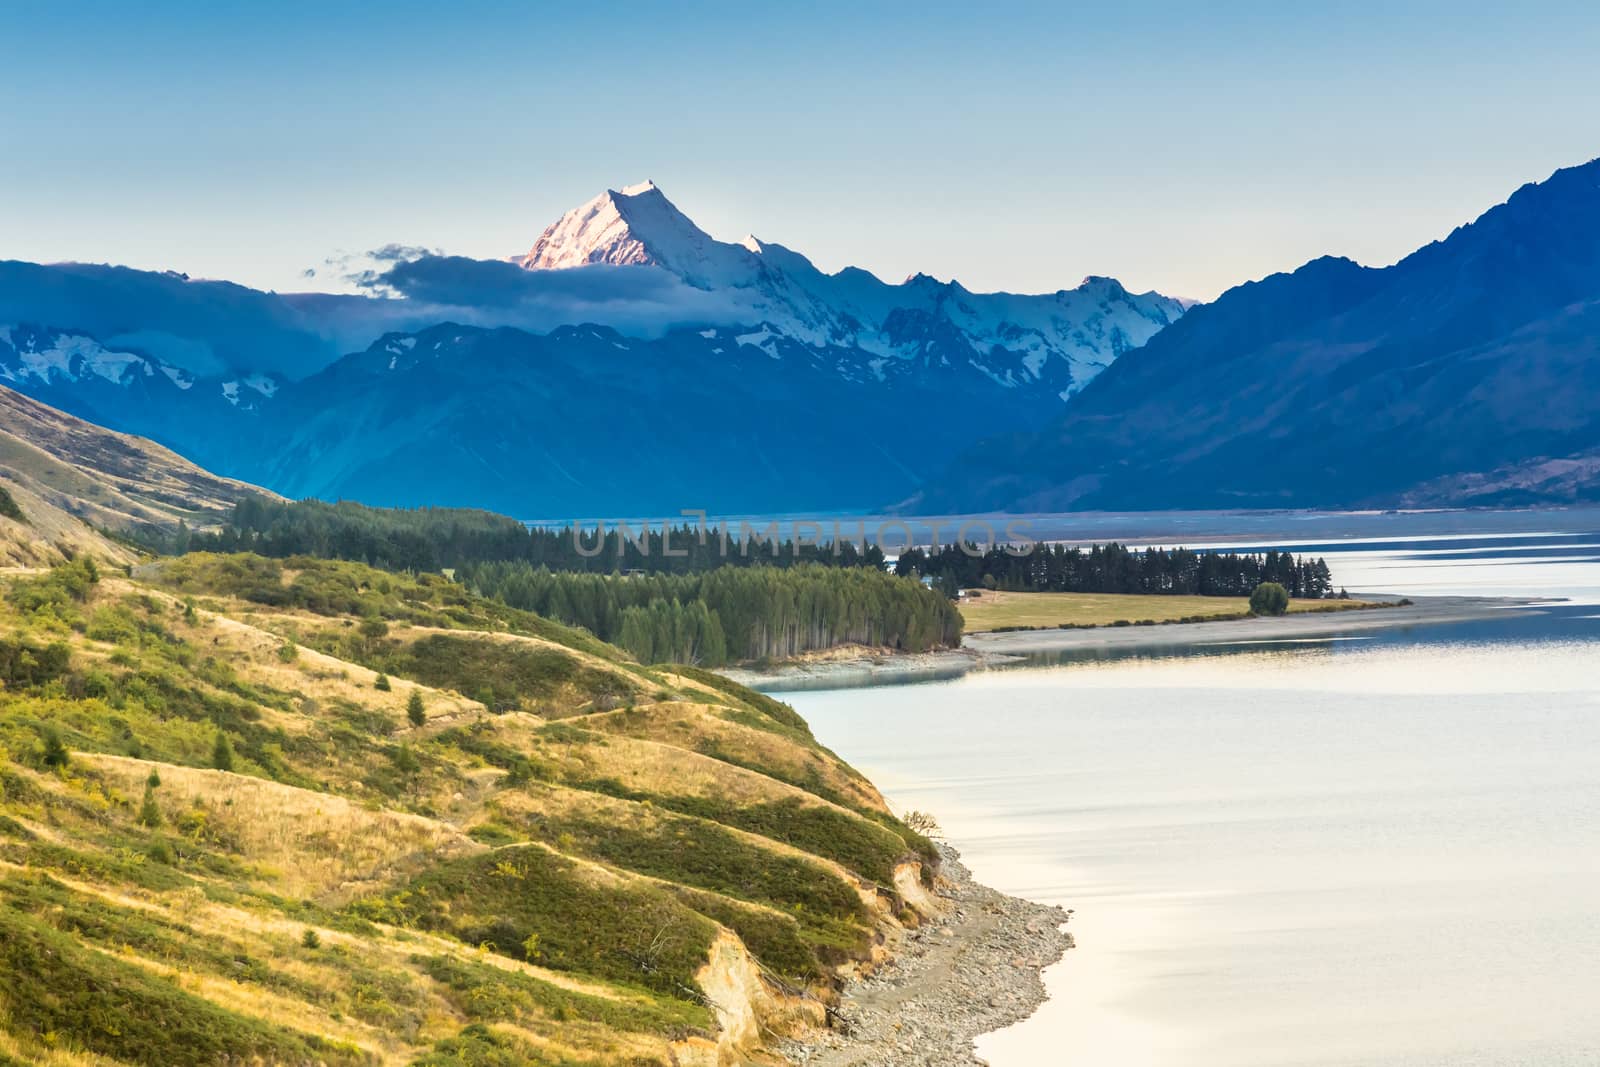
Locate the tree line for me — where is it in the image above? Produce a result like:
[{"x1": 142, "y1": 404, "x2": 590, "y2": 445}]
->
[
  {"x1": 461, "y1": 562, "x2": 963, "y2": 666},
  {"x1": 164, "y1": 497, "x2": 886, "y2": 574},
  {"x1": 896, "y1": 542, "x2": 1336, "y2": 598}
]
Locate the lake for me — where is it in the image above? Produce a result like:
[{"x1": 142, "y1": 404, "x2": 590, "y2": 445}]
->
[{"x1": 786, "y1": 515, "x2": 1600, "y2": 1067}]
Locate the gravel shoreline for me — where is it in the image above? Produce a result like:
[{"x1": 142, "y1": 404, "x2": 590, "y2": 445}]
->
[{"x1": 781, "y1": 845, "x2": 1072, "y2": 1067}]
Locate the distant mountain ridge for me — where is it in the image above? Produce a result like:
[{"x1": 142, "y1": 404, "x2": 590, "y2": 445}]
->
[
  {"x1": 0, "y1": 183, "x2": 1186, "y2": 515},
  {"x1": 515, "y1": 181, "x2": 1185, "y2": 398},
  {"x1": 907, "y1": 156, "x2": 1600, "y2": 513},
  {"x1": 245, "y1": 320, "x2": 1083, "y2": 515}
]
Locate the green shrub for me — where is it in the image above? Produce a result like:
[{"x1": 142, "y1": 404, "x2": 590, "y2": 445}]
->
[
  {"x1": 379, "y1": 634, "x2": 637, "y2": 714},
  {"x1": 515, "y1": 806, "x2": 869, "y2": 924},
  {"x1": 6, "y1": 556, "x2": 99, "y2": 620},
  {"x1": 666, "y1": 884, "x2": 821, "y2": 983},
  {"x1": 39, "y1": 726, "x2": 69, "y2": 769},
  {"x1": 0, "y1": 485, "x2": 25, "y2": 523},
  {"x1": 211, "y1": 731, "x2": 235, "y2": 772},
  {"x1": 0, "y1": 907, "x2": 355, "y2": 1065},
  {"x1": 0, "y1": 637, "x2": 72, "y2": 689},
  {"x1": 357, "y1": 845, "x2": 717, "y2": 1002},
  {"x1": 138, "y1": 782, "x2": 163, "y2": 828},
  {"x1": 419, "y1": 953, "x2": 705, "y2": 1037},
  {"x1": 1249, "y1": 582, "x2": 1290, "y2": 616},
  {"x1": 410, "y1": 1023, "x2": 610, "y2": 1066}
]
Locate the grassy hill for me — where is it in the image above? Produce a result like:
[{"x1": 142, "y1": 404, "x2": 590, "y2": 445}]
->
[
  {"x1": 0, "y1": 383, "x2": 271, "y2": 568},
  {"x1": 0, "y1": 550, "x2": 939, "y2": 1065}
]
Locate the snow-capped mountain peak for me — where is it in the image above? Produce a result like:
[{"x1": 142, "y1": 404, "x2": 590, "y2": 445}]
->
[
  {"x1": 515, "y1": 181, "x2": 754, "y2": 289},
  {"x1": 516, "y1": 182, "x2": 1190, "y2": 399}
]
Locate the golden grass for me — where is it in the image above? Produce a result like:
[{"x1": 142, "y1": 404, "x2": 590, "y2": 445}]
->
[
  {"x1": 226, "y1": 616, "x2": 486, "y2": 726},
  {"x1": 0, "y1": 1027, "x2": 125, "y2": 1067},
  {"x1": 102, "y1": 944, "x2": 391, "y2": 1056},
  {"x1": 0, "y1": 476, "x2": 138, "y2": 568},
  {"x1": 89, "y1": 578, "x2": 488, "y2": 731},
  {"x1": 0, "y1": 389, "x2": 266, "y2": 569},
  {"x1": 490, "y1": 783, "x2": 868, "y2": 895},
  {"x1": 958, "y1": 589, "x2": 1374, "y2": 632},
  {"x1": 0, "y1": 555, "x2": 896, "y2": 1063},
  {"x1": 407, "y1": 623, "x2": 657, "y2": 687},
  {"x1": 86, "y1": 754, "x2": 482, "y2": 902},
  {"x1": 487, "y1": 713, "x2": 835, "y2": 812},
  {"x1": 584, "y1": 702, "x2": 888, "y2": 815}
]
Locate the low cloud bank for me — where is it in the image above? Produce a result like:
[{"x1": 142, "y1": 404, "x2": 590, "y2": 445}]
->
[
  {"x1": 1, "y1": 250, "x2": 755, "y2": 380},
  {"x1": 351, "y1": 251, "x2": 750, "y2": 337}
]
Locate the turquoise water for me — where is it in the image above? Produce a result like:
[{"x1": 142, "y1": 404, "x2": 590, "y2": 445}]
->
[{"x1": 787, "y1": 528, "x2": 1600, "y2": 1067}]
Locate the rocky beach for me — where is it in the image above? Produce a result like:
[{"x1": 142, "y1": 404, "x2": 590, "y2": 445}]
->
[{"x1": 782, "y1": 846, "x2": 1074, "y2": 1067}]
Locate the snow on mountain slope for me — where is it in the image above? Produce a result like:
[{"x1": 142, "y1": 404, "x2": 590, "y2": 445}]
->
[
  {"x1": 0, "y1": 323, "x2": 279, "y2": 413},
  {"x1": 516, "y1": 183, "x2": 1186, "y2": 398},
  {"x1": 0, "y1": 323, "x2": 191, "y2": 390},
  {"x1": 517, "y1": 180, "x2": 753, "y2": 288}
]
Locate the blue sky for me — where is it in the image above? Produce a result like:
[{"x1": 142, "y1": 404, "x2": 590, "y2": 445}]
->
[{"x1": 4, "y1": 1, "x2": 1599, "y2": 301}]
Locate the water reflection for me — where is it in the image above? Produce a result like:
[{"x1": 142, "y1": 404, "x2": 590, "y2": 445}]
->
[{"x1": 784, "y1": 520, "x2": 1600, "y2": 1067}]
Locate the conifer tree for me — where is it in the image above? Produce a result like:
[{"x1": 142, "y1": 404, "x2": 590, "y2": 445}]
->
[
  {"x1": 40, "y1": 727, "x2": 69, "y2": 769},
  {"x1": 138, "y1": 782, "x2": 164, "y2": 828},
  {"x1": 212, "y1": 731, "x2": 235, "y2": 772}
]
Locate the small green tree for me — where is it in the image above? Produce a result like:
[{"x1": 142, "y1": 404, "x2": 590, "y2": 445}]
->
[
  {"x1": 407, "y1": 689, "x2": 426, "y2": 728},
  {"x1": 40, "y1": 727, "x2": 69, "y2": 770},
  {"x1": 276, "y1": 641, "x2": 298, "y2": 663},
  {"x1": 138, "y1": 782, "x2": 163, "y2": 828},
  {"x1": 212, "y1": 731, "x2": 235, "y2": 772},
  {"x1": 392, "y1": 743, "x2": 420, "y2": 776},
  {"x1": 146, "y1": 836, "x2": 176, "y2": 865},
  {"x1": 301, "y1": 928, "x2": 321, "y2": 949},
  {"x1": 373, "y1": 673, "x2": 391, "y2": 691},
  {"x1": 1249, "y1": 582, "x2": 1290, "y2": 617}
]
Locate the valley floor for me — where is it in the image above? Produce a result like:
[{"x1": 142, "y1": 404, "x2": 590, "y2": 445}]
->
[
  {"x1": 722, "y1": 594, "x2": 1543, "y2": 692},
  {"x1": 956, "y1": 589, "x2": 1374, "y2": 632}
]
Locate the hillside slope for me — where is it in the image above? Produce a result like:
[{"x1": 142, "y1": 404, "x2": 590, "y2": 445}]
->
[
  {"x1": 0, "y1": 550, "x2": 940, "y2": 1065},
  {"x1": 908, "y1": 156, "x2": 1600, "y2": 512},
  {"x1": 0, "y1": 384, "x2": 271, "y2": 567}
]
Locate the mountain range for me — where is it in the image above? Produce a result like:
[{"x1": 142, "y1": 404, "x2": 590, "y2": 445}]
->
[
  {"x1": 907, "y1": 156, "x2": 1600, "y2": 512},
  {"x1": 0, "y1": 184, "x2": 1183, "y2": 515},
  {"x1": 6, "y1": 159, "x2": 1600, "y2": 518}
]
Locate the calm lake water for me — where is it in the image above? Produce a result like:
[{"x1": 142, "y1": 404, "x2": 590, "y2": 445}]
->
[{"x1": 787, "y1": 516, "x2": 1600, "y2": 1067}]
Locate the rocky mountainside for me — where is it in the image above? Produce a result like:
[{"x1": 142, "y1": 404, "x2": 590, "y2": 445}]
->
[{"x1": 907, "y1": 156, "x2": 1600, "y2": 513}]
